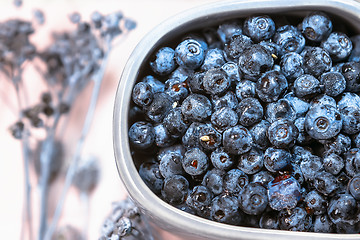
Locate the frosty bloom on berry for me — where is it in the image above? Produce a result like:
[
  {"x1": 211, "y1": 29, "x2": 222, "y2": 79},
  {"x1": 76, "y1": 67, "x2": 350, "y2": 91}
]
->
[{"x1": 268, "y1": 176, "x2": 301, "y2": 211}]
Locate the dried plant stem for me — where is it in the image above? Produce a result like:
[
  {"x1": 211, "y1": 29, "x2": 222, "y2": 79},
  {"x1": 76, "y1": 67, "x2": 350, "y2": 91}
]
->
[
  {"x1": 44, "y1": 42, "x2": 111, "y2": 240},
  {"x1": 12, "y1": 72, "x2": 33, "y2": 240}
]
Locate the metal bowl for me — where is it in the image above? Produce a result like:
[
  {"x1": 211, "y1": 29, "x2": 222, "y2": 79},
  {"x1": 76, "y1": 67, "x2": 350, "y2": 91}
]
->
[{"x1": 113, "y1": 0, "x2": 360, "y2": 239}]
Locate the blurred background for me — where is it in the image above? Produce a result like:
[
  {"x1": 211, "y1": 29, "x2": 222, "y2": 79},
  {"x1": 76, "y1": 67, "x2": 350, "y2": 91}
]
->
[{"x1": 0, "y1": 0, "x2": 216, "y2": 239}]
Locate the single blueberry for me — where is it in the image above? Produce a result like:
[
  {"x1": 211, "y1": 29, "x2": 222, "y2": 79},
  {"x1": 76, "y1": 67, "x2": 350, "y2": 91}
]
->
[
  {"x1": 267, "y1": 119, "x2": 299, "y2": 148},
  {"x1": 182, "y1": 122, "x2": 205, "y2": 150},
  {"x1": 202, "y1": 168, "x2": 225, "y2": 195},
  {"x1": 186, "y1": 185, "x2": 213, "y2": 216},
  {"x1": 211, "y1": 91, "x2": 239, "y2": 111},
  {"x1": 198, "y1": 123, "x2": 222, "y2": 151},
  {"x1": 300, "y1": 154, "x2": 324, "y2": 182},
  {"x1": 251, "y1": 170, "x2": 274, "y2": 188},
  {"x1": 301, "y1": 11, "x2": 332, "y2": 42},
  {"x1": 249, "y1": 120, "x2": 271, "y2": 150},
  {"x1": 223, "y1": 168, "x2": 249, "y2": 194},
  {"x1": 175, "y1": 39, "x2": 205, "y2": 70},
  {"x1": 348, "y1": 175, "x2": 360, "y2": 200},
  {"x1": 145, "y1": 92, "x2": 173, "y2": 123},
  {"x1": 164, "y1": 77, "x2": 189, "y2": 102},
  {"x1": 201, "y1": 48, "x2": 226, "y2": 71},
  {"x1": 221, "y1": 61, "x2": 241, "y2": 83},
  {"x1": 268, "y1": 176, "x2": 301, "y2": 211},
  {"x1": 142, "y1": 75, "x2": 165, "y2": 93},
  {"x1": 239, "y1": 182, "x2": 268, "y2": 215},
  {"x1": 278, "y1": 207, "x2": 312, "y2": 231},
  {"x1": 314, "y1": 215, "x2": 335, "y2": 233},
  {"x1": 243, "y1": 15, "x2": 275, "y2": 42},
  {"x1": 259, "y1": 211, "x2": 279, "y2": 229},
  {"x1": 235, "y1": 80, "x2": 256, "y2": 101},
  {"x1": 211, "y1": 107, "x2": 238, "y2": 133},
  {"x1": 163, "y1": 107, "x2": 189, "y2": 138},
  {"x1": 304, "y1": 190, "x2": 328, "y2": 215},
  {"x1": 340, "y1": 106, "x2": 360, "y2": 135},
  {"x1": 150, "y1": 47, "x2": 177, "y2": 75},
  {"x1": 304, "y1": 104, "x2": 342, "y2": 140},
  {"x1": 343, "y1": 148, "x2": 360, "y2": 177},
  {"x1": 203, "y1": 67, "x2": 231, "y2": 95},
  {"x1": 339, "y1": 62, "x2": 360, "y2": 92},
  {"x1": 217, "y1": 20, "x2": 243, "y2": 44},
  {"x1": 265, "y1": 98, "x2": 296, "y2": 123},
  {"x1": 256, "y1": 70, "x2": 288, "y2": 103},
  {"x1": 181, "y1": 94, "x2": 212, "y2": 122},
  {"x1": 294, "y1": 117, "x2": 312, "y2": 145},
  {"x1": 132, "y1": 82, "x2": 153, "y2": 107},
  {"x1": 237, "y1": 147, "x2": 264, "y2": 175},
  {"x1": 154, "y1": 123, "x2": 175, "y2": 147},
  {"x1": 223, "y1": 125, "x2": 253, "y2": 155},
  {"x1": 273, "y1": 25, "x2": 305, "y2": 56},
  {"x1": 128, "y1": 121, "x2": 155, "y2": 150},
  {"x1": 321, "y1": 32, "x2": 352, "y2": 62},
  {"x1": 293, "y1": 74, "x2": 321, "y2": 98},
  {"x1": 280, "y1": 52, "x2": 304, "y2": 80},
  {"x1": 237, "y1": 97, "x2": 264, "y2": 127},
  {"x1": 139, "y1": 161, "x2": 164, "y2": 194},
  {"x1": 211, "y1": 147, "x2": 234, "y2": 170},
  {"x1": 323, "y1": 152, "x2": 344, "y2": 175},
  {"x1": 182, "y1": 148, "x2": 209, "y2": 176},
  {"x1": 319, "y1": 72, "x2": 346, "y2": 97},
  {"x1": 239, "y1": 44, "x2": 274, "y2": 78},
  {"x1": 302, "y1": 47, "x2": 332, "y2": 77},
  {"x1": 161, "y1": 175, "x2": 189, "y2": 205},
  {"x1": 158, "y1": 150, "x2": 184, "y2": 178},
  {"x1": 224, "y1": 34, "x2": 252, "y2": 61},
  {"x1": 263, "y1": 147, "x2": 291, "y2": 172},
  {"x1": 210, "y1": 194, "x2": 242, "y2": 225}
]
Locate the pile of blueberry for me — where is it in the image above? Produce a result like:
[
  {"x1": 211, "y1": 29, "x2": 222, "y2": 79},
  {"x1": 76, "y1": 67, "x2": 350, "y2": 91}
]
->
[{"x1": 128, "y1": 11, "x2": 360, "y2": 233}]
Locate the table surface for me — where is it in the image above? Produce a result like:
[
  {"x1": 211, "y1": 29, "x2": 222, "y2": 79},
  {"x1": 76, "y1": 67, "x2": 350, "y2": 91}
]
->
[{"x1": 0, "y1": 0, "x2": 217, "y2": 239}]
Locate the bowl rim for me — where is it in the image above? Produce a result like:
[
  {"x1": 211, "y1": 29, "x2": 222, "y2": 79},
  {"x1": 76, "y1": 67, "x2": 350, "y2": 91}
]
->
[{"x1": 114, "y1": 0, "x2": 360, "y2": 239}]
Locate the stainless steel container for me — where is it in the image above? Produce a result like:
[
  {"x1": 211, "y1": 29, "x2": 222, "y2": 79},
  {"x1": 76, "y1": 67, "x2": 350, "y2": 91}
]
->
[{"x1": 113, "y1": 0, "x2": 360, "y2": 239}]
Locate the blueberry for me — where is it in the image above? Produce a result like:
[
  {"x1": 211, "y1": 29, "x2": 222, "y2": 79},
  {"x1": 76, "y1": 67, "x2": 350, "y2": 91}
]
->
[
  {"x1": 302, "y1": 47, "x2": 332, "y2": 77},
  {"x1": 259, "y1": 211, "x2": 279, "y2": 229},
  {"x1": 239, "y1": 44, "x2": 274, "y2": 78},
  {"x1": 198, "y1": 123, "x2": 222, "y2": 150},
  {"x1": 256, "y1": 70, "x2": 288, "y2": 103},
  {"x1": 203, "y1": 67, "x2": 231, "y2": 95},
  {"x1": 154, "y1": 123, "x2": 175, "y2": 147},
  {"x1": 128, "y1": 121, "x2": 155, "y2": 150},
  {"x1": 222, "y1": 125, "x2": 253, "y2": 155},
  {"x1": 280, "y1": 52, "x2": 304, "y2": 80},
  {"x1": 301, "y1": 11, "x2": 332, "y2": 42},
  {"x1": 343, "y1": 148, "x2": 360, "y2": 177},
  {"x1": 278, "y1": 207, "x2": 312, "y2": 231},
  {"x1": 243, "y1": 15, "x2": 275, "y2": 42},
  {"x1": 291, "y1": 163, "x2": 305, "y2": 185},
  {"x1": 142, "y1": 75, "x2": 165, "y2": 93},
  {"x1": 323, "y1": 152, "x2": 344, "y2": 175},
  {"x1": 145, "y1": 92, "x2": 173, "y2": 123},
  {"x1": 314, "y1": 215, "x2": 335, "y2": 233},
  {"x1": 202, "y1": 168, "x2": 225, "y2": 195},
  {"x1": 354, "y1": 132, "x2": 360, "y2": 148},
  {"x1": 187, "y1": 71, "x2": 205, "y2": 94},
  {"x1": 211, "y1": 107, "x2": 238, "y2": 132},
  {"x1": 182, "y1": 34, "x2": 209, "y2": 52},
  {"x1": 224, "y1": 34, "x2": 252, "y2": 61},
  {"x1": 158, "y1": 150, "x2": 184, "y2": 178},
  {"x1": 139, "y1": 161, "x2": 164, "y2": 194},
  {"x1": 221, "y1": 61, "x2": 241, "y2": 83},
  {"x1": 304, "y1": 104, "x2": 342, "y2": 140},
  {"x1": 327, "y1": 194, "x2": 360, "y2": 231},
  {"x1": 211, "y1": 147, "x2": 234, "y2": 170},
  {"x1": 223, "y1": 169, "x2": 249, "y2": 194},
  {"x1": 237, "y1": 97, "x2": 263, "y2": 127},
  {"x1": 217, "y1": 20, "x2": 243, "y2": 44},
  {"x1": 267, "y1": 119, "x2": 299, "y2": 148},
  {"x1": 293, "y1": 74, "x2": 321, "y2": 98},
  {"x1": 340, "y1": 62, "x2": 360, "y2": 92},
  {"x1": 321, "y1": 32, "x2": 352, "y2": 62},
  {"x1": 348, "y1": 175, "x2": 360, "y2": 200},
  {"x1": 163, "y1": 108, "x2": 189, "y2": 138},
  {"x1": 263, "y1": 147, "x2": 291, "y2": 172},
  {"x1": 237, "y1": 147, "x2": 264, "y2": 175},
  {"x1": 161, "y1": 175, "x2": 189, "y2": 205},
  {"x1": 181, "y1": 94, "x2": 212, "y2": 122},
  {"x1": 249, "y1": 120, "x2": 271, "y2": 150},
  {"x1": 265, "y1": 98, "x2": 296, "y2": 123},
  {"x1": 239, "y1": 182, "x2": 268, "y2": 215},
  {"x1": 304, "y1": 190, "x2": 328, "y2": 215},
  {"x1": 210, "y1": 194, "x2": 242, "y2": 225},
  {"x1": 170, "y1": 66, "x2": 193, "y2": 83},
  {"x1": 175, "y1": 39, "x2": 205, "y2": 70},
  {"x1": 300, "y1": 154, "x2": 323, "y2": 182},
  {"x1": 182, "y1": 148, "x2": 209, "y2": 176},
  {"x1": 132, "y1": 82, "x2": 153, "y2": 107},
  {"x1": 319, "y1": 72, "x2": 346, "y2": 97},
  {"x1": 273, "y1": 25, "x2": 305, "y2": 56},
  {"x1": 259, "y1": 41, "x2": 280, "y2": 58},
  {"x1": 251, "y1": 170, "x2": 274, "y2": 188},
  {"x1": 340, "y1": 106, "x2": 360, "y2": 135},
  {"x1": 235, "y1": 80, "x2": 256, "y2": 101},
  {"x1": 182, "y1": 122, "x2": 204, "y2": 150},
  {"x1": 186, "y1": 185, "x2": 213, "y2": 216},
  {"x1": 201, "y1": 48, "x2": 226, "y2": 71},
  {"x1": 164, "y1": 77, "x2": 189, "y2": 102},
  {"x1": 268, "y1": 175, "x2": 301, "y2": 211},
  {"x1": 314, "y1": 171, "x2": 339, "y2": 196},
  {"x1": 150, "y1": 47, "x2": 177, "y2": 75},
  {"x1": 211, "y1": 91, "x2": 239, "y2": 111},
  {"x1": 158, "y1": 144, "x2": 185, "y2": 161}
]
